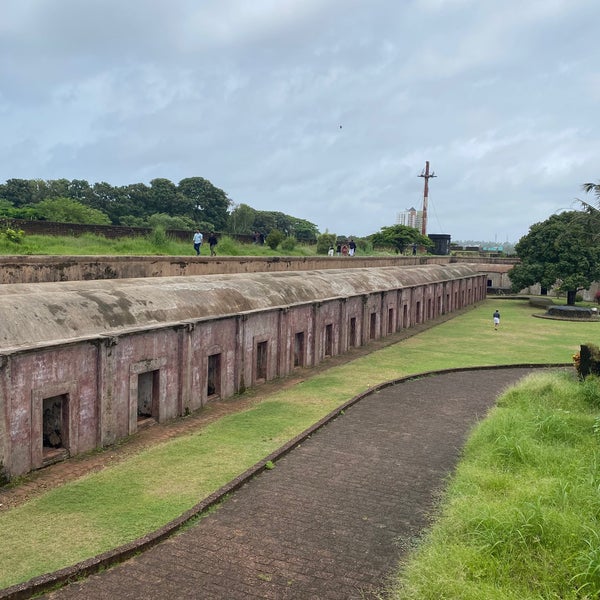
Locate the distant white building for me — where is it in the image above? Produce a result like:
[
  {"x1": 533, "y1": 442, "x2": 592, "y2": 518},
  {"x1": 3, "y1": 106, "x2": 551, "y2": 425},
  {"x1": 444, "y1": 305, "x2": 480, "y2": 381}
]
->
[{"x1": 397, "y1": 207, "x2": 422, "y2": 231}]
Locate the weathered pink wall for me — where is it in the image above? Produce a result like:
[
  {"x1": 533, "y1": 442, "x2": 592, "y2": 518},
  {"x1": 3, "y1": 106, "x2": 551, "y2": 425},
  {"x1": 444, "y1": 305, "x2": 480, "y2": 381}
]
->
[
  {"x1": 6, "y1": 344, "x2": 99, "y2": 476},
  {"x1": 0, "y1": 269, "x2": 488, "y2": 479}
]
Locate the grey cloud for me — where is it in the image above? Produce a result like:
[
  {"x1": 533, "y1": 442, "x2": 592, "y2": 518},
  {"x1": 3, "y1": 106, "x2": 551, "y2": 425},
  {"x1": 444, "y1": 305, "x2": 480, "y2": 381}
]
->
[{"x1": 0, "y1": 0, "x2": 598, "y2": 242}]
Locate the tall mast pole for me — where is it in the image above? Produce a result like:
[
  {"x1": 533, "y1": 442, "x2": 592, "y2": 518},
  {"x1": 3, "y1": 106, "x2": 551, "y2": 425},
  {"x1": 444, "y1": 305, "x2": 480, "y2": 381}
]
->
[{"x1": 418, "y1": 161, "x2": 436, "y2": 236}]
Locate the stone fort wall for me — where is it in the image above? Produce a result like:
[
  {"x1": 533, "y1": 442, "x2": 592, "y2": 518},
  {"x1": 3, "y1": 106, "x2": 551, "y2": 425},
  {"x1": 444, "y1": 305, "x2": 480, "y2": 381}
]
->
[{"x1": 0, "y1": 263, "x2": 486, "y2": 480}]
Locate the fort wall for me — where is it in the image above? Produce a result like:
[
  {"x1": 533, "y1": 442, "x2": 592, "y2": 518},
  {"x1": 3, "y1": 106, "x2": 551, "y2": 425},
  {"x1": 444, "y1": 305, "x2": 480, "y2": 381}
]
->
[{"x1": 0, "y1": 264, "x2": 486, "y2": 479}]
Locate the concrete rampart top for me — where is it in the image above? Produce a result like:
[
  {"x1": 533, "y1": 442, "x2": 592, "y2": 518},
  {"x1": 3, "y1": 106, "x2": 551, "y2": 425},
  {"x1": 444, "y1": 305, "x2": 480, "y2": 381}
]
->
[
  {"x1": 0, "y1": 254, "x2": 518, "y2": 284},
  {"x1": 0, "y1": 264, "x2": 479, "y2": 352}
]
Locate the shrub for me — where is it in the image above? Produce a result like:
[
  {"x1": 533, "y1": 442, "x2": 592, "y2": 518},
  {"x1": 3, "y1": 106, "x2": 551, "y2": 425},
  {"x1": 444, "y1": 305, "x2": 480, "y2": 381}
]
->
[
  {"x1": 356, "y1": 238, "x2": 370, "y2": 252},
  {"x1": 265, "y1": 229, "x2": 284, "y2": 250},
  {"x1": 1, "y1": 227, "x2": 25, "y2": 244},
  {"x1": 148, "y1": 226, "x2": 169, "y2": 249},
  {"x1": 316, "y1": 232, "x2": 336, "y2": 255},
  {"x1": 280, "y1": 236, "x2": 296, "y2": 252},
  {"x1": 147, "y1": 213, "x2": 196, "y2": 231},
  {"x1": 33, "y1": 197, "x2": 111, "y2": 225}
]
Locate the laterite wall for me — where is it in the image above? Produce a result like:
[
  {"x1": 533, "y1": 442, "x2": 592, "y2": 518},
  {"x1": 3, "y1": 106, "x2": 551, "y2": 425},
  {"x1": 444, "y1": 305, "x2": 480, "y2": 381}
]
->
[{"x1": 0, "y1": 264, "x2": 486, "y2": 479}]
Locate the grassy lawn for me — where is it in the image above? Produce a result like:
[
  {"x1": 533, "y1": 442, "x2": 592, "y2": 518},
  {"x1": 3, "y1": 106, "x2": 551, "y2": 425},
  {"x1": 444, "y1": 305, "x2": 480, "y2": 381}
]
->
[
  {"x1": 390, "y1": 371, "x2": 600, "y2": 600},
  {"x1": 0, "y1": 298, "x2": 596, "y2": 590}
]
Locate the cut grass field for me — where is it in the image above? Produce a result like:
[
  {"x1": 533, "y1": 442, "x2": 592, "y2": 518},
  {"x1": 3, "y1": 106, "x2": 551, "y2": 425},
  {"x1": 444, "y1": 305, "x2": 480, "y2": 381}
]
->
[{"x1": 0, "y1": 298, "x2": 597, "y2": 592}]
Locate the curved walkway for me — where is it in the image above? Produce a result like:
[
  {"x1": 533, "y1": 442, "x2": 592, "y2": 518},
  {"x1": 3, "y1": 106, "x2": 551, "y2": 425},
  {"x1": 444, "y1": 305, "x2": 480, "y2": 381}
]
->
[{"x1": 22, "y1": 366, "x2": 545, "y2": 600}]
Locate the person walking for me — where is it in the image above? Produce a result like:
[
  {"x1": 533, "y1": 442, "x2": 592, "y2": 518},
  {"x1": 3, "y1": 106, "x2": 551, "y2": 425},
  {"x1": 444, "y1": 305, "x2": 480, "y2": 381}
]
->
[
  {"x1": 348, "y1": 239, "x2": 356, "y2": 256},
  {"x1": 208, "y1": 232, "x2": 218, "y2": 256},
  {"x1": 493, "y1": 309, "x2": 500, "y2": 330},
  {"x1": 193, "y1": 230, "x2": 203, "y2": 255}
]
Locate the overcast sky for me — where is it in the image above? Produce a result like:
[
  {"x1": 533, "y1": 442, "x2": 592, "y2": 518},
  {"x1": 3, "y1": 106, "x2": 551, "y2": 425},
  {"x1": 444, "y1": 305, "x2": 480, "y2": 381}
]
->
[{"x1": 1, "y1": 0, "x2": 598, "y2": 243}]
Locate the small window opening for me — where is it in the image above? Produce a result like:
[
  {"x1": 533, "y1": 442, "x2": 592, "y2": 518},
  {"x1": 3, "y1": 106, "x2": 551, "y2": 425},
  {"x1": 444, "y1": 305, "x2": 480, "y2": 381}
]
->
[
  {"x1": 293, "y1": 332, "x2": 305, "y2": 368},
  {"x1": 207, "y1": 353, "x2": 221, "y2": 397}
]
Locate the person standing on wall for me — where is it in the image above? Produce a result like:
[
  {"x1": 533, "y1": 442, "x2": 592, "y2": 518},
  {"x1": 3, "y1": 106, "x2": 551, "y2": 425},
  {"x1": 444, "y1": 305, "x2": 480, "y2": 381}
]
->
[
  {"x1": 193, "y1": 230, "x2": 203, "y2": 255},
  {"x1": 208, "y1": 232, "x2": 218, "y2": 256},
  {"x1": 493, "y1": 309, "x2": 500, "y2": 330},
  {"x1": 348, "y1": 239, "x2": 356, "y2": 256}
]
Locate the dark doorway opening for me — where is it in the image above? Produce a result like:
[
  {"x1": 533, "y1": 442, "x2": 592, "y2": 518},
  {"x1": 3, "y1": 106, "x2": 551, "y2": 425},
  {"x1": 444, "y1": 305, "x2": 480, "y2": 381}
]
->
[
  {"x1": 256, "y1": 341, "x2": 268, "y2": 381},
  {"x1": 370, "y1": 312, "x2": 377, "y2": 339},
  {"x1": 293, "y1": 332, "x2": 305, "y2": 368},
  {"x1": 42, "y1": 394, "x2": 69, "y2": 465},
  {"x1": 349, "y1": 317, "x2": 357, "y2": 347},
  {"x1": 138, "y1": 370, "x2": 159, "y2": 426},
  {"x1": 324, "y1": 324, "x2": 333, "y2": 357},
  {"x1": 207, "y1": 353, "x2": 221, "y2": 397}
]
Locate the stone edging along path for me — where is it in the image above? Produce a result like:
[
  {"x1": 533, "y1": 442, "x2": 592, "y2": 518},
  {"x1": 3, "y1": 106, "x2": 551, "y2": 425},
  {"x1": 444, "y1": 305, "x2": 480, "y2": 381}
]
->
[{"x1": 0, "y1": 363, "x2": 569, "y2": 600}]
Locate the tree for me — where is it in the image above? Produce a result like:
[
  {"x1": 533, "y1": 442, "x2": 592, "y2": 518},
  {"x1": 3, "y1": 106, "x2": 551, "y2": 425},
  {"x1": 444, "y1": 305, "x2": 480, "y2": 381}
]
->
[
  {"x1": 509, "y1": 210, "x2": 600, "y2": 305},
  {"x1": 32, "y1": 197, "x2": 111, "y2": 225},
  {"x1": 289, "y1": 217, "x2": 319, "y2": 242},
  {"x1": 0, "y1": 198, "x2": 15, "y2": 216},
  {"x1": 578, "y1": 181, "x2": 600, "y2": 245},
  {"x1": 227, "y1": 203, "x2": 257, "y2": 234},
  {"x1": 1, "y1": 178, "x2": 33, "y2": 207},
  {"x1": 369, "y1": 225, "x2": 433, "y2": 254},
  {"x1": 149, "y1": 178, "x2": 180, "y2": 216},
  {"x1": 68, "y1": 179, "x2": 95, "y2": 206},
  {"x1": 117, "y1": 183, "x2": 151, "y2": 223},
  {"x1": 581, "y1": 181, "x2": 600, "y2": 203},
  {"x1": 178, "y1": 177, "x2": 231, "y2": 230}
]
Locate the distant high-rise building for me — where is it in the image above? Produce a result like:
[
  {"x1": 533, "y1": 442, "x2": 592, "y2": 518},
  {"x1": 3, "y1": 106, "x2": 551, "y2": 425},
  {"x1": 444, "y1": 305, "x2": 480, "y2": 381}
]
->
[{"x1": 396, "y1": 207, "x2": 422, "y2": 231}]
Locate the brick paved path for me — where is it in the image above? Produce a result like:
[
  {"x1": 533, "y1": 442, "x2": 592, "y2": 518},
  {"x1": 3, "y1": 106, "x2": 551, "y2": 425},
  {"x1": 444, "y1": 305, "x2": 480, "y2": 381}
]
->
[{"x1": 39, "y1": 367, "x2": 537, "y2": 600}]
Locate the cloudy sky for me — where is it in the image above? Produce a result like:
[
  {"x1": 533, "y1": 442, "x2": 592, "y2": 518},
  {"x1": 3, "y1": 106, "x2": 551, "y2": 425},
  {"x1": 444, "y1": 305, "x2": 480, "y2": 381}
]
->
[{"x1": 1, "y1": 0, "x2": 598, "y2": 243}]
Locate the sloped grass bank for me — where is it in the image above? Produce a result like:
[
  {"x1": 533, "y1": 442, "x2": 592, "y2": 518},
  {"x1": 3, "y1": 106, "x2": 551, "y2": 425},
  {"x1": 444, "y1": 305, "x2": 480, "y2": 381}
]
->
[{"x1": 390, "y1": 371, "x2": 600, "y2": 600}]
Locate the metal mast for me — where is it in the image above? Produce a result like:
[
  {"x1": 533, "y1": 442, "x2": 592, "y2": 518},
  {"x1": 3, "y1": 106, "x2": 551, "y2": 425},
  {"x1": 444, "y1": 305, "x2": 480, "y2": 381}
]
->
[{"x1": 418, "y1": 161, "x2": 436, "y2": 236}]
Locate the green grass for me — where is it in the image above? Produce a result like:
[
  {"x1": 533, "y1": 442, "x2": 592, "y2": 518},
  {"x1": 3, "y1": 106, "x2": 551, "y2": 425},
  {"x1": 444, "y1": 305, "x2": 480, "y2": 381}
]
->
[
  {"x1": 0, "y1": 232, "x2": 319, "y2": 257},
  {"x1": 389, "y1": 371, "x2": 600, "y2": 600},
  {"x1": 0, "y1": 299, "x2": 595, "y2": 589}
]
